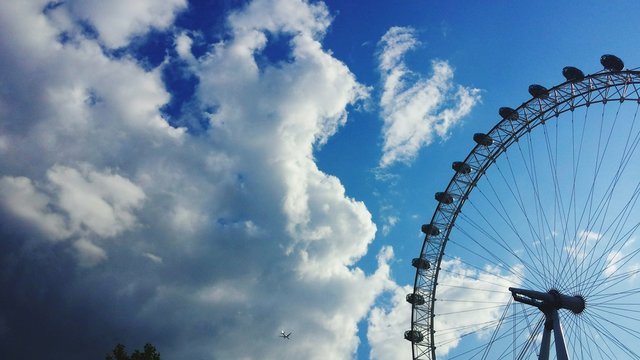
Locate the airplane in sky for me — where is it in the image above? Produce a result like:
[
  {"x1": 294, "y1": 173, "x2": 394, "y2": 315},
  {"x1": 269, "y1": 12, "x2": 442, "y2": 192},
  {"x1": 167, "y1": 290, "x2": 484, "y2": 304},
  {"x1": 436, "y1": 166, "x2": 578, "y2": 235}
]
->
[{"x1": 280, "y1": 330, "x2": 292, "y2": 339}]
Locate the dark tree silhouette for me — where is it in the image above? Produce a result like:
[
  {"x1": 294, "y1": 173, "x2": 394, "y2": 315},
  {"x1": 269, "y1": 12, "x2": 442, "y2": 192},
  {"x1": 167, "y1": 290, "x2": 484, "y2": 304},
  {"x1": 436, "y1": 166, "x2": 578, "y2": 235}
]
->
[{"x1": 105, "y1": 343, "x2": 160, "y2": 360}]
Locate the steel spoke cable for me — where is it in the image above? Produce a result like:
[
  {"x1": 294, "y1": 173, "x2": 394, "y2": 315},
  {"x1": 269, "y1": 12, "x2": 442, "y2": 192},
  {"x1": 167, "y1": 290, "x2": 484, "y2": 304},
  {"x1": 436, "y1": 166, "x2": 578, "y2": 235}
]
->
[
  {"x1": 451, "y1": 220, "x2": 544, "y2": 288},
  {"x1": 582, "y1": 221, "x2": 640, "y2": 296},
  {"x1": 565, "y1": 106, "x2": 622, "y2": 293},
  {"x1": 558, "y1": 106, "x2": 592, "y2": 294},
  {"x1": 490, "y1": 157, "x2": 553, "y2": 276},
  {"x1": 492, "y1": 314, "x2": 535, "y2": 360},
  {"x1": 477, "y1": 174, "x2": 549, "y2": 267},
  {"x1": 588, "y1": 310, "x2": 640, "y2": 340},
  {"x1": 561, "y1": 311, "x2": 581, "y2": 359},
  {"x1": 575, "y1": 166, "x2": 640, "y2": 292},
  {"x1": 586, "y1": 247, "x2": 640, "y2": 296},
  {"x1": 439, "y1": 264, "x2": 526, "y2": 289},
  {"x1": 570, "y1": 103, "x2": 619, "y2": 294},
  {"x1": 573, "y1": 181, "x2": 640, "y2": 294},
  {"x1": 577, "y1": 112, "x2": 640, "y2": 249},
  {"x1": 552, "y1": 114, "x2": 562, "y2": 294},
  {"x1": 460, "y1": 198, "x2": 549, "y2": 286},
  {"x1": 582, "y1": 224, "x2": 640, "y2": 293},
  {"x1": 589, "y1": 281, "x2": 640, "y2": 301},
  {"x1": 455, "y1": 209, "x2": 547, "y2": 287},
  {"x1": 579, "y1": 312, "x2": 621, "y2": 359},
  {"x1": 586, "y1": 311, "x2": 640, "y2": 358},
  {"x1": 440, "y1": 310, "x2": 537, "y2": 360},
  {"x1": 519, "y1": 131, "x2": 546, "y2": 245},
  {"x1": 577, "y1": 200, "x2": 640, "y2": 294},
  {"x1": 436, "y1": 304, "x2": 510, "y2": 317},
  {"x1": 437, "y1": 299, "x2": 507, "y2": 304},
  {"x1": 568, "y1": 105, "x2": 610, "y2": 283},
  {"x1": 480, "y1": 297, "x2": 514, "y2": 360},
  {"x1": 466, "y1": 179, "x2": 549, "y2": 273},
  {"x1": 436, "y1": 315, "x2": 512, "y2": 335},
  {"x1": 540, "y1": 120, "x2": 569, "y2": 287},
  {"x1": 435, "y1": 311, "x2": 525, "y2": 340},
  {"x1": 548, "y1": 112, "x2": 628, "y2": 292},
  {"x1": 513, "y1": 135, "x2": 555, "y2": 288},
  {"x1": 500, "y1": 150, "x2": 547, "y2": 250},
  {"x1": 580, "y1": 313, "x2": 615, "y2": 359},
  {"x1": 475, "y1": 179, "x2": 553, "y2": 284},
  {"x1": 564, "y1": 108, "x2": 589, "y2": 291},
  {"x1": 436, "y1": 284, "x2": 511, "y2": 294},
  {"x1": 523, "y1": 126, "x2": 561, "y2": 283},
  {"x1": 582, "y1": 102, "x2": 609, "y2": 233},
  {"x1": 566, "y1": 311, "x2": 588, "y2": 360},
  {"x1": 514, "y1": 314, "x2": 543, "y2": 360},
  {"x1": 504, "y1": 133, "x2": 549, "y2": 279},
  {"x1": 581, "y1": 174, "x2": 640, "y2": 275},
  {"x1": 588, "y1": 306, "x2": 640, "y2": 323},
  {"x1": 506, "y1": 137, "x2": 549, "y2": 268},
  {"x1": 449, "y1": 224, "x2": 531, "y2": 282},
  {"x1": 435, "y1": 314, "x2": 531, "y2": 356},
  {"x1": 578, "y1": 239, "x2": 640, "y2": 297},
  {"x1": 588, "y1": 305, "x2": 640, "y2": 314},
  {"x1": 497, "y1": 152, "x2": 562, "y2": 290}
]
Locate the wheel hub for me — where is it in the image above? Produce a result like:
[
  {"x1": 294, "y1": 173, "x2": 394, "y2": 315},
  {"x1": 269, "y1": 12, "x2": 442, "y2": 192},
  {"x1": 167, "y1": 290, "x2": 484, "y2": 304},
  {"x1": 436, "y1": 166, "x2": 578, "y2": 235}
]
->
[{"x1": 509, "y1": 287, "x2": 585, "y2": 315}]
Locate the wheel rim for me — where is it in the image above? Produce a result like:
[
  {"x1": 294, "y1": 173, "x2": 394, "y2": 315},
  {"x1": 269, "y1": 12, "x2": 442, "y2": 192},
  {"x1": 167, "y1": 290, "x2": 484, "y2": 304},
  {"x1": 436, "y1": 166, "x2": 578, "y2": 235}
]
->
[{"x1": 408, "y1": 61, "x2": 640, "y2": 359}]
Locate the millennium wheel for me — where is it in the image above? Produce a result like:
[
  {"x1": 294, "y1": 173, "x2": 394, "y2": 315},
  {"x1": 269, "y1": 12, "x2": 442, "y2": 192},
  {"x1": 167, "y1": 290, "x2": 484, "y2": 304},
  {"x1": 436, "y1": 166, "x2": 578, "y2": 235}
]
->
[{"x1": 405, "y1": 55, "x2": 640, "y2": 359}]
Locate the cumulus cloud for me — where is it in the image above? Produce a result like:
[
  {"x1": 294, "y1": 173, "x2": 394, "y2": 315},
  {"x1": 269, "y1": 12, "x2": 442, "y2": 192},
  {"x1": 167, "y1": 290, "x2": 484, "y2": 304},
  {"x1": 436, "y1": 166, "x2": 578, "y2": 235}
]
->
[
  {"x1": 368, "y1": 283, "x2": 413, "y2": 360},
  {"x1": 63, "y1": 0, "x2": 188, "y2": 48},
  {"x1": 0, "y1": 1, "x2": 395, "y2": 359},
  {"x1": 431, "y1": 259, "x2": 522, "y2": 356},
  {"x1": 0, "y1": 164, "x2": 145, "y2": 246},
  {"x1": 0, "y1": 176, "x2": 69, "y2": 240},
  {"x1": 49, "y1": 164, "x2": 146, "y2": 237},
  {"x1": 377, "y1": 26, "x2": 481, "y2": 168}
]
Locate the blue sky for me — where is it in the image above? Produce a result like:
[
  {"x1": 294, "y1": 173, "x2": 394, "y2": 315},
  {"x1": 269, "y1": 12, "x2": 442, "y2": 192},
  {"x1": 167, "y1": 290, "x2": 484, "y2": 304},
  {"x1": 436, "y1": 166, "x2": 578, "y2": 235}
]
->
[{"x1": 2, "y1": 1, "x2": 640, "y2": 359}]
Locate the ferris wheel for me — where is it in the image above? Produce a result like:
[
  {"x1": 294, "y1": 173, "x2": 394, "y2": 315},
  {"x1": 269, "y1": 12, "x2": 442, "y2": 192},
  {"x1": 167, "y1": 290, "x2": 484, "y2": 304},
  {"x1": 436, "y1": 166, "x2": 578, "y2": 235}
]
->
[{"x1": 405, "y1": 54, "x2": 640, "y2": 359}]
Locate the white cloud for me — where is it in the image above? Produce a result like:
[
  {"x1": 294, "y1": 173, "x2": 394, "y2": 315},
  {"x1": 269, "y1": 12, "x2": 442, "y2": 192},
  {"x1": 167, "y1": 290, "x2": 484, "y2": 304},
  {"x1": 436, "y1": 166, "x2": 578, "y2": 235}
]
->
[
  {"x1": 47, "y1": 164, "x2": 146, "y2": 238},
  {"x1": 194, "y1": 0, "x2": 373, "y2": 279},
  {"x1": 64, "y1": 0, "x2": 187, "y2": 48},
  {"x1": 227, "y1": 0, "x2": 332, "y2": 39},
  {"x1": 369, "y1": 258, "x2": 524, "y2": 359},
  {"x1": 0, "y1": 1, "x2": 395, "y2": 359},
  {"x1": 432, "y1": 259, "x2": 523, "y2": 356},
  {"x1": 0, "y1": 165, "x2": 145, "y2": 241},
  {"x1": 604, "y1": 250, "x2": 622, "y2": 277},
  {"x1": 142, "y1": 252, "x2": 163, "y2": 264},
  {"x1": 368, "y1": 283, "x2": 413, "y2": 360},
  {"x1": 0, "y1": 176, "x2": 70, "y2": 240},
  {"x1": 565, "y1": 230, "x2": 603, "y2": 260},
  {"x1": 579, "y1": 230, "x2": 602, "y2": 243},
  {"x1": 381, "y1": 215, "x2": 399, "y2": 236},
  {"x1": 73, "y1": 238, "x2": 108, "y2": 267},
  {"x1": 377, "y1": 26, "x2": 481, "y2": 167},
  {"x1": 175, "y1": 32, "x2": 195, "y2": 61}
]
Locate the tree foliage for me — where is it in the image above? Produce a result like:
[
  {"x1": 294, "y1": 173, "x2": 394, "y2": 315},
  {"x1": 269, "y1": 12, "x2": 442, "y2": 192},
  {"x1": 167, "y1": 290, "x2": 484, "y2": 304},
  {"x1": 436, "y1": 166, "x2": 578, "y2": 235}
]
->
[{"x1": 105, "y1": 343, "x2": 160, "y2": 360}]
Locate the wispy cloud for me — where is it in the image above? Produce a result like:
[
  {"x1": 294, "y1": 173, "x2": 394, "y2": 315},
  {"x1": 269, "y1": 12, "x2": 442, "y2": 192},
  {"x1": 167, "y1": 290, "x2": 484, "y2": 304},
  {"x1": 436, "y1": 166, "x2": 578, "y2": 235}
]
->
[
  {"x1": 381, "y1": 215, "x2": 399, "y2": 236},
  {"x1": 377, "y1": 26, "x2": 481, "y2": 168}
]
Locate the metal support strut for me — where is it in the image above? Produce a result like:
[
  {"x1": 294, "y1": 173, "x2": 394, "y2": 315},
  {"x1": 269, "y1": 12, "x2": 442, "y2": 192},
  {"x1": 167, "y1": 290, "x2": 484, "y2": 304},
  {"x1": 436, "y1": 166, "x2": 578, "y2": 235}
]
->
[{"x1": 509, "y1": 288, "x2": 585, "y2": 360}]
